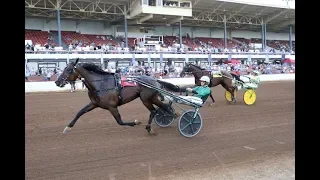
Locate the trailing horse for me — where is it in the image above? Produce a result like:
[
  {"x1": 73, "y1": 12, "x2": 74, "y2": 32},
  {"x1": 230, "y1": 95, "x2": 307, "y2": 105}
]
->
[
  {"x1": 55, "y1": 58, "x2": 177, "y2": 135},
  {"x1": 180, "y1": 63, "x2": 237, "y2": 104},
  {"x1": 65, "y1": 69, "x2": 80, "y2": 92}
]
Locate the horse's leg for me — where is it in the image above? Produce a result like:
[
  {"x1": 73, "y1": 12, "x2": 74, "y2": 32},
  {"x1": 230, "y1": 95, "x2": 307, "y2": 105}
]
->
[
  {"x1": 63, "y1": 102, "x2": 97, "y2": 133},
  {"x1": 72, "y1": 83, "x2": 75, "y2": 92},
  {"x1": 151, "y1": 97, "x2": 179, "y2": 118},
  {"x1": 108, "y1": 107, "x2": 141, "y2": 127},
  {"x1": 158, "y1": 93, "x2": 165, "y2": 101},
  {"x1": 221, "y1": 82, "x2": 236, "y2": 103},
  {"x1": 209, "y1": 92, "x2": 216, "y2": 106},
  {"x1": 70, "y1": 82, "x2": 75, "y2": 92},
  {"x1": 141, "y1": 101, "x2": 158, "y2": 135}
]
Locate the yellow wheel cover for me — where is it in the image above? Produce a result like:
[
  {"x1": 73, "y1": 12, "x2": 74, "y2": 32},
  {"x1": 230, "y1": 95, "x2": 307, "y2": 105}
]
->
[
  {"x1": 243, "y1": 89, "x2": 256, "y2": 105},
  {"x1": 225, "y1": 91, "x2": 236, "y2": 102}
]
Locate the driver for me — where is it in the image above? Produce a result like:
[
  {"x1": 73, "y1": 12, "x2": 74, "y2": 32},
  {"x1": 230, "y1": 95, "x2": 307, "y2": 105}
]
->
[
  {"x1": 245, "y1": 70, "x2": 260, "y2": 89},
  {"x1": 178, "y1": 76, "x2": 211, "y2": 105},
  {"x1": 230, "y1": 68, "x2": 245, "y2": 84},
  {"x1": 251, "y1": 70, "x2": 260, "y2": 85}
]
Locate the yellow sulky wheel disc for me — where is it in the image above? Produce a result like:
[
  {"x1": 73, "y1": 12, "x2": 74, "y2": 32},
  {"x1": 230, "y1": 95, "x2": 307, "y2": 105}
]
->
[
  {"x1": 243, "y1": 89, "x2": 256, "y2": 105},
  {"x1": 225, "y1": 90, "x2": 236, "y2": 102}
]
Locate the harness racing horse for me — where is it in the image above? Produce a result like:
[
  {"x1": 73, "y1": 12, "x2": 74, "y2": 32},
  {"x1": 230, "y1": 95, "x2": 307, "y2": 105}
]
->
[
  {"x1": 180, "y1": 63, "x2": 237, "y2": 104},
  {"x1": 55, "y1": 58, "x2": 176, "y2": 135}
]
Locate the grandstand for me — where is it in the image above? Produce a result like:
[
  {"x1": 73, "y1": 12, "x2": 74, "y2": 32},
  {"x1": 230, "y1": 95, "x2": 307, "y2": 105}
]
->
[{"x1": 25, "y1": 0, "x2": 295, "y2": 70}]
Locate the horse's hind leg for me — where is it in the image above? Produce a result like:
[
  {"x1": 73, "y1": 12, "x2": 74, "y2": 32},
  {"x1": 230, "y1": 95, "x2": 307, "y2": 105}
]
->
[
  {"x1": 141, "y1": 101, "x2": 158, "y2": 135},
  {"x1": 158, "y1": 93, "x2": 165, "y2": 101},
  {"x1": 151, "y1": 97, "x2": 178, "y2": 118},
  {"x1": 108, "y1": 107, "x2": 141, "y2": 127},
  {"x1": 63, "y1": 102, "x2": 97, "y2": 133},
  {"x1": 221, "y1": 83, "x2": 236, "y2": 103}
]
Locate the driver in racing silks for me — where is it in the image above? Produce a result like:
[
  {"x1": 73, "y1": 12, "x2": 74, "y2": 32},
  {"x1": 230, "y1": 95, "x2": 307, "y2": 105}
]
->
[
  {"x1": 250, "y1": 70, "x2": 260, "y2": 87},
  {"x1": 230, "y1": 66, "x2": 245, "y2": 85},
  {"x1": 177, "y1": 76, "x2": 211, "y2": 105}
]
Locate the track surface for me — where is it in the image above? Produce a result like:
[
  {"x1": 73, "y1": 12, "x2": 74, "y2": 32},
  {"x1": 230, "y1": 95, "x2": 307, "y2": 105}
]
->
[{"x1": 26, "y1": 81, "x2": 295, "y2": 180}]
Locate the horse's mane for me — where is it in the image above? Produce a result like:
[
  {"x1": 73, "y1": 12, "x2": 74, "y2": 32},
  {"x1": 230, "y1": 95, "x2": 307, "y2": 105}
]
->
[
  {"x1": 80, "y1": 63, "x2": 113, "y2": 75},
  {"x1": 189, "y1": 64, "x2": 207, "y2": 71}
]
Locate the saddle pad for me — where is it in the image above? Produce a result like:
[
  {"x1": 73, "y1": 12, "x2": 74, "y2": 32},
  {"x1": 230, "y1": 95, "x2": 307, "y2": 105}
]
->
[
  {"x1": 212, "y1": 71, "x2": 222, "y2": 78},
  {"x1": 213, "y1": 74, "x2": 222, "y2": 78}
]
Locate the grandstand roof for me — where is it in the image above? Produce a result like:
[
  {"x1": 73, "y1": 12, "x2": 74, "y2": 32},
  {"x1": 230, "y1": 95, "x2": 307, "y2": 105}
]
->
[{"x1": 25, "y1": 0, "x2": 295, "y2": 32}]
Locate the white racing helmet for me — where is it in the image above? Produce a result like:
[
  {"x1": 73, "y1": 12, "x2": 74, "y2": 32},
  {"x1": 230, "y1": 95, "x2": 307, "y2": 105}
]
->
[{"x1": 200, "y1": 76, "x2": 210, "y2": 83}]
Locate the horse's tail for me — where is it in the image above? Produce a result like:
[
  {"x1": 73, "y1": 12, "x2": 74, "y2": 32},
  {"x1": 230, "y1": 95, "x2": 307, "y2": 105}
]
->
[{"x1": 157, "y1": 80, "x2": 181, "y2": 92}]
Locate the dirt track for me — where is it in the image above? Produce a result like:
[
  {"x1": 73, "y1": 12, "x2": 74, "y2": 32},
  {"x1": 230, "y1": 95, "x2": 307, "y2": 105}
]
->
[{"x1": 25, "y1": 81, "x2": 295, "y2": 180}]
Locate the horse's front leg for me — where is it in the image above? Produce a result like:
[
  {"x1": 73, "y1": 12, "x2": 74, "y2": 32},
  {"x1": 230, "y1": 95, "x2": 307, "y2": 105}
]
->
[
  {"x1": 209, "y1": 92, "x2": 215, "y2": 106},
  {"x1": 63, "y1": 102, "x2": 97, "y2": 133},
  {"x1": 70, "y1": 82, "x2": 75, "y2": 92},
  {"x1": 108, "y1": 107, "x2": 141, "y2": 127}
]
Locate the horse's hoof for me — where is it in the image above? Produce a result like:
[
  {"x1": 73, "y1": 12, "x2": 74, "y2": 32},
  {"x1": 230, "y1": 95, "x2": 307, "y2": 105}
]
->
[
  {"x1": 63, "y1": 127, "x2": 71, "y2": 133},
  {"x1": 134, "y1": 120, "x2": 142, "y2": 125},
  {"x1": 209, "y1": 103, "x2": 215, "y2": 107},
  {"x1": 174, "y1": 112, "x2": 181, "y2": 118},
  {"x1": 148, "y1": 129, "x2": 157, "y2": 136}
]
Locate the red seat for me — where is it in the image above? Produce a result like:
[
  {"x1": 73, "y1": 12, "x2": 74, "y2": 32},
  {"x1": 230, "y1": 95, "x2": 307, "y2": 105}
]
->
[{"x1": 121, "y1": 77, "x2": 137, "y2": 87}]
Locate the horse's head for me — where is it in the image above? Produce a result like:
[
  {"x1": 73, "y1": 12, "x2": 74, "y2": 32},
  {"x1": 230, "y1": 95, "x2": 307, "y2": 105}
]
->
[
  {"x1": 180, "y1": 63, "x2": 191, "y2": 77},
  {"x1": 55, "y1": 58, "x2": 80, "y2": 87},
  {"x1": 180, "y1": 63, "x2": 199, "y2": 77}
]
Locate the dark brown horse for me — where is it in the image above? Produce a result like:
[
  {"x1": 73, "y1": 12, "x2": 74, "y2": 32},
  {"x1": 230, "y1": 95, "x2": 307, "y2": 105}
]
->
[
  {"x1": 180, "y1": 63, "x2": 236, "y2": 104},
  {"x1": 55, "y1": 58, "x2": 176, "y2": 135}
]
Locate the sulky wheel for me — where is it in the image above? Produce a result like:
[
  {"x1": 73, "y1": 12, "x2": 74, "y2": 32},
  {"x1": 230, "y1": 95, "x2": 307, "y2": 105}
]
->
[
  {"x1": 225, "y1": 90, "x2": 237, "y2": 102},
  {"x1": 178, "y1": 110, "x2": 203, "y2": 138},
  {"x1": 243, "y1": 89, "x2": 257, "y2": 105},
  {"x1": 154, "y1": 106, "x2": 175, "y2": 127}
]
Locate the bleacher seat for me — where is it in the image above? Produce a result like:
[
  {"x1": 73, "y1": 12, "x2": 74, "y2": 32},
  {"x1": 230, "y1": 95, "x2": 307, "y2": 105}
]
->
[{"x1": 25, "y1": 30, "x2": 50, "y2": 46}]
